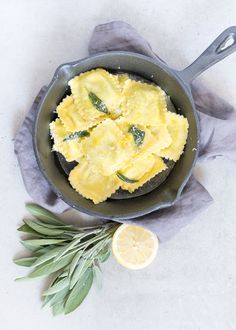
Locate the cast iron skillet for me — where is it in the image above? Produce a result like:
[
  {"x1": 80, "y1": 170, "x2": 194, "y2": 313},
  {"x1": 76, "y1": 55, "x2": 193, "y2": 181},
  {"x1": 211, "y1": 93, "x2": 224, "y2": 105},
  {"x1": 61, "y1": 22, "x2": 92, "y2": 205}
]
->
[{"x1": 34, "y1": 27, "x2": 236, "y2": 220}]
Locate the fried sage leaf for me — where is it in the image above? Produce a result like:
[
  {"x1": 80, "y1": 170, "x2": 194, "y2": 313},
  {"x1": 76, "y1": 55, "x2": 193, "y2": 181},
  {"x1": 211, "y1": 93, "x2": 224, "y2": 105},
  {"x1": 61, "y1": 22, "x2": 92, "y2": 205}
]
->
[
  {"x1": 117, "y1": 172, "x2": 139, "y2": 184},
  {"x1": 128, "y1": 124, "x2": 145, "y2": 146},
  {"x1": 88, "y1": 92, "x2": 110, "y2": 114},
  {"x1": 63, "y1": 130, "x2": 90, "y2": 142}
]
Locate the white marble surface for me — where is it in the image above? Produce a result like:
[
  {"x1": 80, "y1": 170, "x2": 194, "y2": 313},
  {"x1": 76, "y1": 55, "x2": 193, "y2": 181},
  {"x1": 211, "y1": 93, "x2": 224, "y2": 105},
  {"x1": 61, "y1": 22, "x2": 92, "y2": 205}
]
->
[{"x1": 1, "y1": 1, "x2": 236, "y2": 329}]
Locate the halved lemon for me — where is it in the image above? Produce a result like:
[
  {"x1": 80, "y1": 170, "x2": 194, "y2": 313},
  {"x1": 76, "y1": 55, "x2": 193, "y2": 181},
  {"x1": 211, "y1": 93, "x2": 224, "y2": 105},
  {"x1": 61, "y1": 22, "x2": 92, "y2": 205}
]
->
[{"x1": 112, "y1": 224, "x2": 159, "y2": 270}]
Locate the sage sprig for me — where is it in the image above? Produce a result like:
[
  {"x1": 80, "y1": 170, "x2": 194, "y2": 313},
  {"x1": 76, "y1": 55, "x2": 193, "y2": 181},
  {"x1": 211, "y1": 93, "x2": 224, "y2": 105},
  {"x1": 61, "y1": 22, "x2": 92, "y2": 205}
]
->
[{"x1": 14, "y1": 204, "x2": 119, "y2": 315}]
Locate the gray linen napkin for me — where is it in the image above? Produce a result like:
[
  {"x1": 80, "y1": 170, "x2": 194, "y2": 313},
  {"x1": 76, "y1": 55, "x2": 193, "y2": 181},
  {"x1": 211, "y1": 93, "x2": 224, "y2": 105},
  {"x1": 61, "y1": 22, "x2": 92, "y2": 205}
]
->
[{"x1": 14, "y1": 21, "x2": 236, "y2": 241}]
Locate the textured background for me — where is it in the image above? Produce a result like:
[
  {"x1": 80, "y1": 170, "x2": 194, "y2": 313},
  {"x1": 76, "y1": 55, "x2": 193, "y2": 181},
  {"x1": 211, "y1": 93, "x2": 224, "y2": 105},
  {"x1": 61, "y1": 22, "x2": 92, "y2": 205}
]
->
[{"x1": 0, "y1": 0, "x2": 236, "y2": 329}]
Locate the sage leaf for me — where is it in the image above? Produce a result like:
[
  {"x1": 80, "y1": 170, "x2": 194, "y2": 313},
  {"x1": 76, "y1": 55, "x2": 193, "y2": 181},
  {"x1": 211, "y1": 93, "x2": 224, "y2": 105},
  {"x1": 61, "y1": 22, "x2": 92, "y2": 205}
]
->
[
  {"x1": 117, "y1": 172, "x2": 139, "y2": 183},
  {"x1": 49, "y1": 287, "x2": 70, "y2": 307},
  {"x1": 98, "y1": 249, "x2": 111, "y2": 263},
  {"x1": 35, "y1": 246, "x2": 52, "y2": 256},
  {"x1": 23, "y1": 219, "x2": 65, "y2": 236},
  {"x1": 54, "y1": 237, "x2": 81, "y2": 262},
  {"x1": 69, "y1": 250, "x2": 83, "y2": 277},
  {"x1": 23, "y1": 238, "x2": 66, "y2": 247},
  {"x1": 93, "y1": 265, "x2": 102, "y2": 289},
  {"x1": 14, "y1": 257, "x2": 37, "y2": 267},
  {"x1": 59, "y1": 270, "x2": 69, "y2": 278},
  {"x1": 42, "y1": 294, "x2": 54, "y2": 308},
  {"x1": 17, "y1": 224, "x2": 42, "y2": 236},
  {"x1": 88, "y1": 92, "x2": 110, "y2": 114},
  {"x1": 20, "y1": 241, "x2": 39, "y2": 252},
  {"x1": 70, "y1": 259, "x2": 92, "y2": 289},
  {"x1": 36, "y1": 222, "x2": 75, "y2": 231},
  {"x1": 32, "y1": 246, "x2": 64, "y2": 267},
  {"x1": 43, "y1": 277, "x2": 70, "y2": 296},
  {"x1": 63, "y1": 130, "x2": 90, "y2": 142},
  {"x1": 26, "y1": 204, "x2": 64, "y2": 225},
  {"x1": 128, "y1": 124, "x2": 145, "y2": 146},
  {"x1": 64, "y1": 268, "x2": 93, "y2": 314},
  {"x1": 52, "y1": 301, "x2": 65, "y2": 316},
  {"x1": 28, "y1": 252, "x2": 76, "y2": 278}
]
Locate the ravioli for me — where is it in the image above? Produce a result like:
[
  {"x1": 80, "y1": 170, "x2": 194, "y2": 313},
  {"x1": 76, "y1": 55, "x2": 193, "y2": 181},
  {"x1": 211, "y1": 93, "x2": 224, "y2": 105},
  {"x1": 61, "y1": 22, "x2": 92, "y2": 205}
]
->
[
  {"x1": 117, "y1": 74, "x2": 129, "y2": 89},
  {"x1": 57, "y1": 95, "x2": 104, "y2": 131},
  {"x1": 69, "y1": 68, "x2": 122, "y2": 120},
  {"x1": 148, "y1": 125, "x2": 172, "y2": 154},
  {"x1": 69, "y1": 160, "x2": 120, "y2": 204},
  {"x1": 158, "y1": 112, "x2": 189, "y2": 161},
  {"x1": 121, "y1": 79, "x2": 167, "y2": 126},
  {"x1": 82, "y1": 118, "x2": 135, "y2": 175},
  {"x1": 119, "y1": 154, "x2": 156, "y2": 182},
  {"x1": 115, "y1": 117, "x2": 168, "y2": 158},
  {"x1": 119, "y1": 156, "x2": 167, "y2": 193},
  {"x1": 49, "y1": 118, "x2": 85, "y2": 162},
  {"x1": 49, "y1": 69, "x2": 189, "y2": 204}
]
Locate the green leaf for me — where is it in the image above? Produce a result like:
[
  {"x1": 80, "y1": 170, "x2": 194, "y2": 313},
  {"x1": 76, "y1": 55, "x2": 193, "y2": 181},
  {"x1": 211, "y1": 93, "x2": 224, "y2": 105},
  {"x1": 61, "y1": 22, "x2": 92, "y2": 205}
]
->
[
  {"x1": 42, "y1": 294, "x2": 54, "y2": 308},
  {"x1": 99, "y1": 250, "x2": 111, "y2": 262},
  {"x1": 35, "y1": 246, "x2": 52, "y2": 256},
  {"x1": 128, "y1": 124, "x2": 145, "y2": 146},
  {"x1": 35, "y1": 222, "x2": 75, "y2": 231},
  {"x1": 28, "y1": 252, "x2": 76, "y2": 278},
  {"x1": 23, "y1": 219, "x2": 65, "y2": 236},
  {"x1": 93, "y1": 265, "x2": 102, "y2": 289},
  {"x1": 14, "y1": 256, "x2": 37, "y2": 267},
  {"x1": 88, "y1": 92, "x2": 110, "y2": 114},
  {"x1": 63, "y1": 130, "x2": 90, "y2": 142},
  {"x1": 54, "y1": 237, "x2": 81, "y2": 262},
  {"x1": 64, "y1": 268, "x2": 93, "y2": 314},
  {"x1": 70, "y1": 258, "x2": 92, "y2": 289},
  {"x1": 49, "y1": 287, "x2": 69, "y2": 307},
  {"x1": 98, "y1": 249, "x2": 111, "y2": 263},
  {"x1": 58, "y1": 270, "x2": 69, "y2": 278},
  {"x1": 116, "y1": 172, "x2": 139, "y2": 183},
  {"x1": 52, "y1": 301, "x2": 65, "y2": 316},
  {"x1": 32, "y1": 246, "x2": 64, "y2": 267},
  {"x1": 22, "y1": 238, "x2": 66, "y2": 247},
  {"x1": 69, "y1": 250, "x2": 83, "y2": 277},
  {"x1": 26, "y1": 204, "x2": 64, "y2": 225},
  {"x1": 20, "y1": 241, "x2": 39, "y2": 252},
  {"x1": 17, "y1": 224, "x2": 42, "y2": 236},
  {"x1": 43, "y1": 277, "x2": 70, "y2": 296}
]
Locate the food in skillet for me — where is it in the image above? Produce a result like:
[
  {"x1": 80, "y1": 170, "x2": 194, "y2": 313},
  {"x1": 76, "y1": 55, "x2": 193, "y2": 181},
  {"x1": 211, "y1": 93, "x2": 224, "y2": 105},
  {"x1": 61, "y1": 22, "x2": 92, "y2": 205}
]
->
[{"x1": 50, "y1": 69, "x2": 189, "y2": 204}]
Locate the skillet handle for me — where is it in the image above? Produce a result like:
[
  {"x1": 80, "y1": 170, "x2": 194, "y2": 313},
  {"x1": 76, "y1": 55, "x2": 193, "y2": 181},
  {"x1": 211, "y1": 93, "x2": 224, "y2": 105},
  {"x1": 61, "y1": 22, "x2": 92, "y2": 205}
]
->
[{"x1": 177, "y1": 26, "x2": 236, "y2": 84}]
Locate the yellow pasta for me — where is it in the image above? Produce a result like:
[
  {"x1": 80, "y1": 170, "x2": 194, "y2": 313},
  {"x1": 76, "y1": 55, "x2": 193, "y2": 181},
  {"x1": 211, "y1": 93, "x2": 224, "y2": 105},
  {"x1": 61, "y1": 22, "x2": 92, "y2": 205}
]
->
[
  {"x1": 115, "y1": 117, "x2": 167, "y2": 158},
  {"x1": 69, "y1": 69, "x2": 122, "y2": 120},
  {"x1": 121, "y1": 79, "x2": 167, "y2": 126},
  {"x1": 50, "y1": 118, "x2": 68, "y2": 144},
  {"x1": 82, "y1": 118, "x2": 135, "y2": 175},
  {"x1": 117, "y1": 73, "x2": 129, "y2": 89},
  {"x1": 148, "y1": 125, "x2": 172, "y2": 154},
  {"x1": 49, "y1": 69, "x2": 189, "y2": 204},
  {"x1": 57, "y1": 95, "x2": 104, "y2": 131},
  {"x1": 120, "y1": 156, "x2": 167, "y2": 193},
  {"x1": 158, "y1": 112, "x2": 189, "y2": 161},
  {"x1": 50, "y1": 118, "x2": 84, "y2": 162},
  {"x1": 69, "y1": 160, "x2": 120, "y2": 204},
  {"x1": 119, "y1": 154, "x2": 156, "y2": 181}
]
